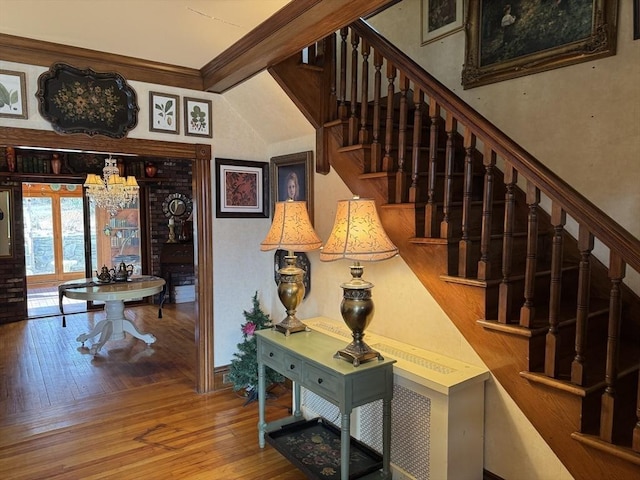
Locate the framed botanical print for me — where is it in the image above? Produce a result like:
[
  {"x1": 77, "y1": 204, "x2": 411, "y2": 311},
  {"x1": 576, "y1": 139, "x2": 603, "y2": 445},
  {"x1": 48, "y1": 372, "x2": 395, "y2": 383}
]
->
[
  {"x1": 270, "y1": 151, "x2": 314, "y2": 224},
  {"x1": 184, "y1": 97, "x2": 213, "y2": 138},
  {"x1": 215, "y1": 158, "x2": 269, "y2": 218},
  {"x1": 149, "y1": 91, "x2": 179, "y2": 134},
  {"x1": 0, "y1": 70, "x2": 27, "y2": 119}
]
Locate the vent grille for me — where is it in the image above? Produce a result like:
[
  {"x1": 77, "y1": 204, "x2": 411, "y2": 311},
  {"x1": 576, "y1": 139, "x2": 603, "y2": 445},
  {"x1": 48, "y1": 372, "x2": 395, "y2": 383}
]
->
[
  {"x1": 371, "y1": 344, "x2": 456, "y2": 375},
  {"x1": 302, "y1": 389, "x2": 340, "y2": 426},
  {"x1": 359, "y1": 384, "x2": 431, "y2": 480},
  {"x1": 311, "y1": 321, "x2": 352, "y2": 338}
]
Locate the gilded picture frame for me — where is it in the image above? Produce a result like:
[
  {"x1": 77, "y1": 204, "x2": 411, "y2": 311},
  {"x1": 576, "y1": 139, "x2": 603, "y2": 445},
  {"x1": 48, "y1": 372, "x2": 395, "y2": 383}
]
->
[{"x1": 462, "y1": 0, "x2": 619, "y2": 89}]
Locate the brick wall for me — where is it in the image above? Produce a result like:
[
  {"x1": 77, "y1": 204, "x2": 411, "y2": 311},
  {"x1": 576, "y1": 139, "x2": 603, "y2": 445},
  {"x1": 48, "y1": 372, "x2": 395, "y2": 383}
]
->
[
  {"x1": 146, "y1": 158, "x2": 194, "y2": 288},
  {"x1": 0, "y1": 183, "x2": 27, "y2": 323}
]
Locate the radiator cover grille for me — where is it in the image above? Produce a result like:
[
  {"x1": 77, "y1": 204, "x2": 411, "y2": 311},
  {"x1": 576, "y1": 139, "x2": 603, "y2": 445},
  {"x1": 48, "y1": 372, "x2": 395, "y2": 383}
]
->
[{"x1": 303, "y1": 384, "x2": 431, "y2": 480}]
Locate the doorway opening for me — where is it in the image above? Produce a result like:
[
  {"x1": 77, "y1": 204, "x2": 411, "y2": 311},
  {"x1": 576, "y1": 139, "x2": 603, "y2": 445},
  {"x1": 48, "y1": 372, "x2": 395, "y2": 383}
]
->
[
  {"x1": 22, "y1": 182, "x2": 87, "y2": 317},
  {"x1": 22, "y1": 181, "x2": 144, "y2": 318}
]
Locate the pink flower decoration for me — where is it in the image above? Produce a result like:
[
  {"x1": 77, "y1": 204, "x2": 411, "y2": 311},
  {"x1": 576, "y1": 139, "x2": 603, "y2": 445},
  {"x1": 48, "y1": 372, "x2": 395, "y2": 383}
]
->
[{"x1": 242, "y1": 322, "x2": 256, "y2": 337}]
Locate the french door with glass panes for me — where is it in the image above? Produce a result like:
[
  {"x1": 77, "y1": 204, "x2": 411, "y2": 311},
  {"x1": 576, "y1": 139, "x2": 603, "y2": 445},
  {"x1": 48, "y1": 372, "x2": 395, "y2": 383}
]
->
[
  {"x1": 23, "y1": 182, "x2": 144, "y2": 290},
  {"x1": 22, "y1": 183, "x2": 86, "y2": 288}
]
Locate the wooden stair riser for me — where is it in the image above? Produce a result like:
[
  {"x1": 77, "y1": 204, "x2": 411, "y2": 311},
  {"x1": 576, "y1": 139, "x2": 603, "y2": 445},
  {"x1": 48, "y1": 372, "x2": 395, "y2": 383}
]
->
[
  {"x1": 484, "y1": 267, "x2": 581, "y2": 322},
  {"x1": 449, "y1": 231, "x2": 554, "y2": 279},
  {"x1": 581, "y1": 372, "x2": 639, "y2": 445}
]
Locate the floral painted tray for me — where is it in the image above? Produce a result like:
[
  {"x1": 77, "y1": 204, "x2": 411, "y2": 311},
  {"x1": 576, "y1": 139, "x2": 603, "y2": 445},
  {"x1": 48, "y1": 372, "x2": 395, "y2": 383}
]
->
[{"x1": 36, "y1": 63, "x2": 138, "y2": 138}]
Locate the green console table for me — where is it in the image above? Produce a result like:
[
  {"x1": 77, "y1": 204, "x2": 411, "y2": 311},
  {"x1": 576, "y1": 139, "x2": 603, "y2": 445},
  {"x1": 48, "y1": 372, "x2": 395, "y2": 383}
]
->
[{"x1": 256, "y1": 328, "x2": 396, "y2": 480}]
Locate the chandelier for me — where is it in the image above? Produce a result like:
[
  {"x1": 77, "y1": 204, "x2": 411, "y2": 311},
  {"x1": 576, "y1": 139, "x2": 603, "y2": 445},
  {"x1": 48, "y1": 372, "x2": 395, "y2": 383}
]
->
[{"x1": 84, "y1": 156, "x2": 139, "y2": 216}]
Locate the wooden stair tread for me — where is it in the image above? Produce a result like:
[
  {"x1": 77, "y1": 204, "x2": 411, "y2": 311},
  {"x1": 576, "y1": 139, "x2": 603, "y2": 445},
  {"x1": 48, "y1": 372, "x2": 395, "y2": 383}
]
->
[
  {"x1": 440, "y1": 263, "x2": 580, "y2": 287},
  {"x1": 520, "y1": 360, "x2": 639, "y2": 397},
  {"x1": 571, "y1": 433, "x2": 640, "y2": 467},
  {"x1": 477, "y1": 302, "x2": 610, "y2": 337}
]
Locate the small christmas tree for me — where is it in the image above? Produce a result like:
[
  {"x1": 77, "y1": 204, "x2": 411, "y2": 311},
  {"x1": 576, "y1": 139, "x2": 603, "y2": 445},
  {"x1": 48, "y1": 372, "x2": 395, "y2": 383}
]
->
[{"x1": 228, "y1": 292, "x2": 284, "y2": 400}]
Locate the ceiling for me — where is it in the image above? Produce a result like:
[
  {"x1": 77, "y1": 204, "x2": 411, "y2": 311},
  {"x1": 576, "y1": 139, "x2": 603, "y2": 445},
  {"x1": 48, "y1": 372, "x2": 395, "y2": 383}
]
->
[
  {"x1": 0, "y1": 0, "x2": 315, "y2": 144},
  {"x1": 0, "y1": 0, "x2": 291, "y2": 69}
]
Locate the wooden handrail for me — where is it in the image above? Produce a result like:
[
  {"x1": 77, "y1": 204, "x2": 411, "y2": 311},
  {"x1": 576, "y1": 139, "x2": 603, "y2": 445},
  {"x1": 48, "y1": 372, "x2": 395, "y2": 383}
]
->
[{"x1": 350, "y1": 20, "x2": 640, "y2": 273}]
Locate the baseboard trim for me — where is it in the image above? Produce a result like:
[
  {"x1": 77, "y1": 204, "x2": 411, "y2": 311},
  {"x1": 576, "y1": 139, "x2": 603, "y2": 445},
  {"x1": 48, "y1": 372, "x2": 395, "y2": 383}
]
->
[{"x1": 214, "y1": 365, "x2": 233, "y2": 391}]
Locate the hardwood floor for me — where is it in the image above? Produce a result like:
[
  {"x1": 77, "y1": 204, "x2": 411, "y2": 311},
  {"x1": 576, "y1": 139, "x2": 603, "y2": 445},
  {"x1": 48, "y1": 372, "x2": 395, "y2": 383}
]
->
[{"x1": 0, "y1": 303, "x2": 305, "y2": 479}]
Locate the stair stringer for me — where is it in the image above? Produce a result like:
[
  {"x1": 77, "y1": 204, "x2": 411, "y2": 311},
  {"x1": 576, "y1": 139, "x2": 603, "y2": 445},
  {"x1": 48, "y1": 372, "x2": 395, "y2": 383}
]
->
[{"x1": 325, "y1": 123, "x2": 640, "y2": 480}]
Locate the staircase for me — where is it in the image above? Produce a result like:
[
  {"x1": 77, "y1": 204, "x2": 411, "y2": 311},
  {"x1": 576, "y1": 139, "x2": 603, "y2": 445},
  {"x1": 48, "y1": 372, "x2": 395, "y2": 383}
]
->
[{"x1": 269, "y1": 20, "x2": 640, "y2": 480}]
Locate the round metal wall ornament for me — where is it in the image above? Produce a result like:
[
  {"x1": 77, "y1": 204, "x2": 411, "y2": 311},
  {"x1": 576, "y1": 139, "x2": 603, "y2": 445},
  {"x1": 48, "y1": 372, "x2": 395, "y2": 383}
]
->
[
  {"x1": 35, "y1": 63, "x2": 139, "y2": 138},
  {"x1": 162, "y1": 193, "x2": 193, "y2": 219}
]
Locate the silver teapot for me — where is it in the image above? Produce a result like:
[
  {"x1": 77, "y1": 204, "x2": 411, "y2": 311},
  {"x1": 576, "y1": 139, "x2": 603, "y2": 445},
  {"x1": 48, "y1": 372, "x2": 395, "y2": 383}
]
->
[
  {"x1": 96, "y1": 265, "x2": 112, "y2": 283},
  {"x1": 112, "y1": 262, "x2": 134, "y2": 282}
]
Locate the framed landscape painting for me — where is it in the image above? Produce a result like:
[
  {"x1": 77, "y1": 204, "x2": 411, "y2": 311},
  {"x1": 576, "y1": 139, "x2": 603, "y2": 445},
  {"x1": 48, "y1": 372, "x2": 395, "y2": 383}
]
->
[
  {"x1": 462, "y1": 0, "x2": 619, "y2": 89},
  {"x1": 421, "y1": 0, "x2": 465, "y2": 45},
  {"x1": 215, "y1": 158, "x2": 269, "y2": 218}
]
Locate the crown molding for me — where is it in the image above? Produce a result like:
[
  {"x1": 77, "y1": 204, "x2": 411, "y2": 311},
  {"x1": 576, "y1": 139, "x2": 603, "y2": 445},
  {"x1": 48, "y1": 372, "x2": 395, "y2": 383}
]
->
[{"x1": 0, "y1": 33, "x2": 204, "y2": 91}]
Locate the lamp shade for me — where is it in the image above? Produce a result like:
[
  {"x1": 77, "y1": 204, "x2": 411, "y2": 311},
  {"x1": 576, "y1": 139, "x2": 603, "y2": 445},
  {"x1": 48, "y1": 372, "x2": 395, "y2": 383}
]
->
[
  {"x1": 320, "y1": 197, "x2": 398, "y2": 262},
  {"x1": 125, "y1": 176, "x2": 139, "y2": 187},
  {"x1": 260, "y1": 200, "x2": 322, "y2": 252},
  {"x1": 83, "y1": 174, "x2": 102, "y2": 187}
]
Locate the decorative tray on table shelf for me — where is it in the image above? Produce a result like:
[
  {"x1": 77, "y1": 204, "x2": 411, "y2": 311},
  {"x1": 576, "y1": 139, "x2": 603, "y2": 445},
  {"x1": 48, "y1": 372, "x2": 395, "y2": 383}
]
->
[{"x1": 265, "y1": 417, "x2": 383, "y2": 480}]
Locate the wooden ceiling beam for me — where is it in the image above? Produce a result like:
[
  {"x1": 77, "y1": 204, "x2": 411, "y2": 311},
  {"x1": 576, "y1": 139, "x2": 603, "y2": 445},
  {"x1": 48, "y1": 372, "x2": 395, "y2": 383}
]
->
[{"x1": 200, "y1": 0, "x2": 396, "y2": 93}]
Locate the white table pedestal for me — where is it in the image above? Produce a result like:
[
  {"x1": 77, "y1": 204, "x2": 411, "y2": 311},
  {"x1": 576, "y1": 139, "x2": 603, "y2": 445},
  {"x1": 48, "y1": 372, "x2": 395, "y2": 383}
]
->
[
  {"x1": 77, "y1": 300, "x2": 157, "y2": 355},
  {"x1": 60, "y1": 276, "x2": 165, "y2": 355}
]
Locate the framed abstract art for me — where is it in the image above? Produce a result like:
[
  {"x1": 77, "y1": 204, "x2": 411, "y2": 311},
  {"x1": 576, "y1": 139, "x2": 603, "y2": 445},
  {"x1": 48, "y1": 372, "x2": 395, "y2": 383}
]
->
[{"x1": 215, "y1": 158, "x2": 269, "y2": 218}]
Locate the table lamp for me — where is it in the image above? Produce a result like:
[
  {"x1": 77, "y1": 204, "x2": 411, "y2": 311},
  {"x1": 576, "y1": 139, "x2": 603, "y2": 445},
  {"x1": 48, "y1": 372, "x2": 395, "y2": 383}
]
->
[
  {"x1": 320, "y1": 196, "x2": 398, "y2": 366},
  {"x1": 260, "y1": 200, "x2": 322, "y2": 335}
]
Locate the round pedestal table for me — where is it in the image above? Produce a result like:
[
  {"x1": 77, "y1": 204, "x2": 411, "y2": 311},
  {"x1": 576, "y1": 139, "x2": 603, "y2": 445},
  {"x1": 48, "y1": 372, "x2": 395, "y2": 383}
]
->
[{"x1": 59, "y1": 276, "x2": 165, "y2": 355}]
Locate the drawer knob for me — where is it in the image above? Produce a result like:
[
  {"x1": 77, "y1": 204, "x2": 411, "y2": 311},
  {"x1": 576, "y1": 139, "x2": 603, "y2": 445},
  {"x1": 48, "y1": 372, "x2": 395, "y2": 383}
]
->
[
  {"x1": 317, "y1": 378, "x2": 323, "y2": 384},
  {"x1": 269, "y1": 352, "x2": 274, "y2": 357},
  {"x1": 289, "y1": 364, "x2": 295, "y2": 370}
]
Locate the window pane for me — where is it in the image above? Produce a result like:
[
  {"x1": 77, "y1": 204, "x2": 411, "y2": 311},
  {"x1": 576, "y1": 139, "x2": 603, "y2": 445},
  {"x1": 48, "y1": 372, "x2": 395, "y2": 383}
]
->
[
  {"x1": 90, "y1": 198, "x2": 142, "y2": 276},
  {"x1": 60, "y1": 197, "x2": 85, "y2": 273},
  {"x1": 23, "y1": 197, "x2": 54, "y2": 276}
]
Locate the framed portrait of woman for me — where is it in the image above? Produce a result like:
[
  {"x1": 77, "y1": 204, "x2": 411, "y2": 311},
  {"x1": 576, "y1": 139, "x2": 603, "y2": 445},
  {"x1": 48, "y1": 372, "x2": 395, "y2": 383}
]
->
[{"x1": 270, "y1": 151, "x2": 314, "y2": 223}]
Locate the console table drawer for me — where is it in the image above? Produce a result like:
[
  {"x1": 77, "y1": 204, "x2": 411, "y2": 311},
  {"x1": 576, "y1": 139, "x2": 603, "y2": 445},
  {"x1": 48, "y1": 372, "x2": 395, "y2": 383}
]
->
[
  {"x1": 283, "y1": 353, "x2": 302, "y2": 382},
  {"x1": 259, "y1": 342, "x2": 285, "y2": 370},
  {"x1": 305, "y1": 362, "x2": 340, "y2": 399}
]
